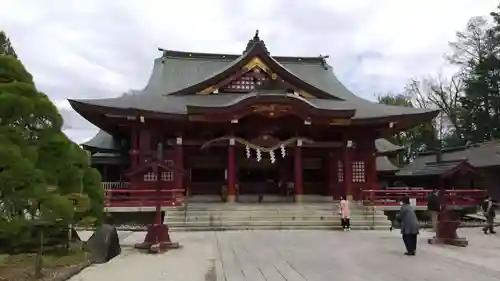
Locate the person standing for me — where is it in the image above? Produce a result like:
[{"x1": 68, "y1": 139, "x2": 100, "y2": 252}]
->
[
  {"x1": 339, "y1": 196, "x2": 351, "y2": 231},
  {"x1": 396, "y1": 196, "x2": 419, "y2": 256},
  {"x1": 427, "y1": 189, "x2": 440, "y2": 232},
  {"x1": 481, "y1": 196, "x2": 496, "y2": 234}
]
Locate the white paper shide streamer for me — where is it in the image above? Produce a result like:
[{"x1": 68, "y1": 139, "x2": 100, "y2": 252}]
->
[
  {"x1": 280, "y1": 144, "x2": 286, "y2": 158},
  {"x1": 269, "y1": 150, "x2": 276, "y2": 163},
  {"x1": 245, "y1": 145, "x2": 251, "y2": 158},
  {"x1": 256, "y1": 149, "x2": 262, "y2": 162}
]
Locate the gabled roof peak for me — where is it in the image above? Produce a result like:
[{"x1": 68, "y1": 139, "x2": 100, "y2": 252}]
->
[{"x1": 244, "y1": 29, "x2": 269, "y2": 54}]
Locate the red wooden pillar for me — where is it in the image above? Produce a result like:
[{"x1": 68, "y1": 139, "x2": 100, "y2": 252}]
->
[
  {"x1": 130, "y1": 127, "x2": 139, "y2": 170},
  {"x1": 227, "y1": 138, "x2": 236, "y2": 203},
  {"x1": 294, "y1": 140, "x2": 303, "y2": 203},
  {"x1": 365, "y1": 141, "x2": 378, "y2": 191},
  {"x1": 328, "y1": 152, "x2": 337, "y2": 201},
  {"x1": 343, "y1": 140, "x2": 353, "y2": 200},
  {"x1": 174, "y1": 137, "x2": 184, "y2": 192},
  {"x1": 138, "y1": 130, "x2": 151, "y2": 165}
]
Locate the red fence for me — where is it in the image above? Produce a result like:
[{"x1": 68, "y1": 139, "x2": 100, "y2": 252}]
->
[
  {"x1": 361, "y1": 189, "x2": 485, "y2": 207},
  {"x1": 104, "y1": 189, "x2": 186, "y2": 207}
]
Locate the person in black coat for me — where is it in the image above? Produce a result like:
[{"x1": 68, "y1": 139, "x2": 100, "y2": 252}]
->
[
  {"x1": 396, "y1": 196, "x2": 420, "y2": 256},
  {"x1": 427, "y1": 189, "x2": 440, "y2": 232},
  {"x1": 481, "y1": 196, "x2": 496, "y2": 234}
]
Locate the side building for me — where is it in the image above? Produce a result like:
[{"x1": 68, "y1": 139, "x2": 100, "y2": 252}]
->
[{"x1": 398, "y1": 141, "x2": 500, "y2": 201}]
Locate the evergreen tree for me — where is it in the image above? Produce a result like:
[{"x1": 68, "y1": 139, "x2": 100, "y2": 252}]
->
[
  {"x1": 454, "y1": 7, "x2": 500, "y2": 143},
  {"x1": 0, "y1": 39, "x2": 102, "y2": 251},
  {"x1": 0, "y1": 31, "x2": 17, "y2": 58}
]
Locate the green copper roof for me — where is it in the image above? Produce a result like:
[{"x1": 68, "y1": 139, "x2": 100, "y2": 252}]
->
[
  {"x1": 142, "y1": 52, "x2": 368, "y2": 101},
  {"x1": 74, "y1": 92, "x2": 432, "y2": 120},
  {"x1": 376, "y1": 156, "x2": 399, "y2": 172},
  {"x1": 399, "y1": 140, "x2": 500, "y2": 172}
]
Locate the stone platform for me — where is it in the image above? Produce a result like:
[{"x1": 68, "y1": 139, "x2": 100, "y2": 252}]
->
[{"x1": 73, "y1": 228, "x2": 500, "y2": 281}]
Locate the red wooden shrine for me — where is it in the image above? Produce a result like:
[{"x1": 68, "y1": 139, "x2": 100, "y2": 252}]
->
[{"x1": 69, "y1": 31, "x2": 484, "y2": 209}]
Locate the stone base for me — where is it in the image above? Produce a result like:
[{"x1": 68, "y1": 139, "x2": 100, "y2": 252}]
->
[
  {"x1": 427, "y1": 210, "x2": 468, "y2": 247},
  {"x1": 134, "y1": 224, "x2": 180, "y2": 253},
  {"x1": 294, "y1": 194, "x2": 303, "y2": 203},
  {"x1": 428, "y1": 237, "x2": 468, "y2": 247},
  {"x1": 227, "y1": 194, "x2": 236, "y2": 203},
  {"x1": 148, "y1": 241, "x2": 181, "y2": 253}
]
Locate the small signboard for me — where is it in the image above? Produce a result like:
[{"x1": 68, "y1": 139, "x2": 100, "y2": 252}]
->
[{"x1": 410, "y1": 198, "x2": 417, "y2": 207}]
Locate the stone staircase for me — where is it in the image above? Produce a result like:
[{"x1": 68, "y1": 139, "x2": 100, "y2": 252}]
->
[{"x1": 163, "y1": 202, "x2": 392, "y2": 232}]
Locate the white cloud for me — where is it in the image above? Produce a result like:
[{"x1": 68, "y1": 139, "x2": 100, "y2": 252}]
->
[{"x1": 0, "y1": 0, "x2": 498, "y2": 142}]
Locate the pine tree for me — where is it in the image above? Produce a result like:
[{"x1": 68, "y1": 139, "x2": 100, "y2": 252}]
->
[
  {"x1": 0, "y1": 52, "x2": 103, "y2": 252},
  {"x1": 454, "y1": 6, "x2": 500, "y2": 143},
  {"x1": 0, "y1": 31, "x2": 18, "y2": 58}
]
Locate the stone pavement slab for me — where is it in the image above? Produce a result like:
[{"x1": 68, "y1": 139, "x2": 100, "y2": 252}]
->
[{"x1": 73, "y1": 228, "x2": 500, "y2": 281}]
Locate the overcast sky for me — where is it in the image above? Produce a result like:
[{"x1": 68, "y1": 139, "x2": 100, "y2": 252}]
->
[{"x1": 0, "y1": 0, "x2": 497, "y2": 143}]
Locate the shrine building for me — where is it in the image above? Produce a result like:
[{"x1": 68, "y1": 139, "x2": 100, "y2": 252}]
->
[{"x1": 70, "y1": 31, "x2": 438, "y2": 207}]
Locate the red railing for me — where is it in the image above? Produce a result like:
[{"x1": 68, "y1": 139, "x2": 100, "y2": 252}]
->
[
  {"x1": 361, "y1": 189, "x2": 485, "y2": 207},
  {"x1": 104, "y1": 189, "x2": 186, "y2": 207}
]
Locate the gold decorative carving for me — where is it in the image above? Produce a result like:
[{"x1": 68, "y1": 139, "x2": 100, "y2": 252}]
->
[
  {"x1": 271, "y1": 73, "x2": 277, "y2": 80},
  {"x1": 329, "y1": 119, "x2": 351, "y2": 126},
  {"x1": 199, "y1": 86, "x2": 218, "y2": 95},
  {"x1": 243, "y1": 57, "x2": 270, "y2": 73},
  {"x1": 298, "y1": 90, "x2": 313, "y2": 98},
  {"x1": 251, "y1": 104, "x2": 292, "y2": 114}
]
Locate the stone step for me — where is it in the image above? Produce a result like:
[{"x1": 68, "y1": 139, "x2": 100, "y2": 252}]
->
[
  {"x1": 166, "y1": 215, "x2": 390, "y2": 222},
  {"x1": 166, "y1": 220, "x2": 391, "y2": 228},
  {"x1": 166, "y1": 213, "x2": 385, "y2": 220},
  {"x1": 166, "y1": 208, "x2": 381, "y2": 214},
  {"x1": 184, "y1": 204, "x2": 339, "y2": 208},
  {"x1": 158, "y1": 201, "x2": 393, "y2": 232},
  {"x1": 168, "y1": 225, "x2": 392, "y2": 232}
]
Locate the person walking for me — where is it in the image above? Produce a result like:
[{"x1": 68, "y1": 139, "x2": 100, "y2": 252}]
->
[
  {"x1": 339, "y1": 196, "x2": 351, "y2": 231},
  {"x1": 481, "y1": 196, "x2": 496, "y2": 234},
  {"x1": 427, "y1": 188, "x2": 440, "y2": 232},
  {"x1": 395, "y1": 196, "x2": 419, "y2": 256}
]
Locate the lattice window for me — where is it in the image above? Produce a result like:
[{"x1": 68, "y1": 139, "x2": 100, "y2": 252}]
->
[
  {"x1": 352, "y1": 161, "x2": 366, "y2": 183},
  {"x1": 144, "y1": 172, "x2": 157, "y2": 182},
  {"x1": 221, "y1": 73, "x2": 269, "y2": 92},
  {"x1": 337, "y1": 161, "x2": 344, "y2": 183},
  {"x1": 161, "y1": 171, "x2": 174, "y2": 182},
  {"x1": 144, "y1": 171, "x2": 174, "y2": 182}
]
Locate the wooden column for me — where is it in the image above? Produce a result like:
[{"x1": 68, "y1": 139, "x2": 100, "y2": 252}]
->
[
  {"x1": 328, "y1": 152, "x2": 337, "y2": 201},
  {"x1": 227, "y1": 138, "x2": 236, "y2": 203},
  {"x1": 294, "y1": 140, "x2": 303, "y2": 203},
  {"x1": 174, "y1": 137, "x2": 184, "y2": 191},
  {"x1": 365, "y1": 141, "x2": 378, "y2": 191},
  {"x1": 343, "y1": 140, "x2": 353, "y2": 200},
  {"x1": 130, "y1": 127, "x2": 139, "y2": 170},
  {"x1": 138, "y1": 130, "x2": 151, "y2": 165}
]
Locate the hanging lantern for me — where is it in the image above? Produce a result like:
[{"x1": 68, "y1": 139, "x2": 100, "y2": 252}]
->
[
  {"x1": 270, "y1": 150, "x2": 276, "y2": 163},
  {"x1": 245, "y1": 145, "x2": 251, "y2": 158},
  {"x1": 256, "y1": 149, "x2": 262, "y2": 162},
  {"x1": 280, "y1": 144, "x2": 286, "y2": 158}
]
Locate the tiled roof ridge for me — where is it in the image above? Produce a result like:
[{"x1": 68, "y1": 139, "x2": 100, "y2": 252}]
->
[
  {"x1": 417, "y1": 139, "x2": 500, "y2": 157},
  {"x1": 158, "y1": 48, "x2": 329, "y2": 65}
]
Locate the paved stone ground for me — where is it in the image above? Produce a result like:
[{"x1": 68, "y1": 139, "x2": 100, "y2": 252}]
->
[{"x1": 72, "y1": 228, "x2": 500, "y2": 281}]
